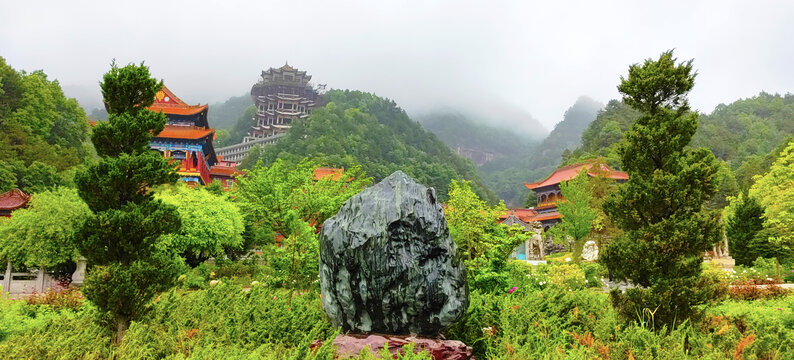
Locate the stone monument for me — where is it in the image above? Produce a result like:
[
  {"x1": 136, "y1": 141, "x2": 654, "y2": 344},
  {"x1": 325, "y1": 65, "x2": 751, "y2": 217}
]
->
[{"x1": 317, "y1": 171, "x2": 472, "y2": 358}]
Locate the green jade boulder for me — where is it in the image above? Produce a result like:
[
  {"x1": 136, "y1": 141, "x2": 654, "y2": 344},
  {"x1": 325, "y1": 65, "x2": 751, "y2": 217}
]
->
[{"x1": 319, "y1": 171, "x2": 468, "y2": 336}]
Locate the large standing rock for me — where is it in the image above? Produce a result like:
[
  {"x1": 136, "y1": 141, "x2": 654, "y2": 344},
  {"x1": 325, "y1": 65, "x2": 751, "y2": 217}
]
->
[{"x1": 319, "y1": 171, "x2": 468, "y2": 336}]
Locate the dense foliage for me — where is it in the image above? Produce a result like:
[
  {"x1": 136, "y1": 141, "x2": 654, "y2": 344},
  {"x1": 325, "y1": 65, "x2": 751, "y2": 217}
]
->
[
  {"x1": 601, "y1": 51, "x2": 722, "y2": 327},
  {"x1": 156, "y1": 185, "x2": 245, "y2": 265},
  {"x1": 72, "y1": 61, "x2": 182, "y2": 342},
  {"x1": 2, "y1": 259, "x2": 793, "y2": 359},
  {"x1": 236, "y1": 159, "x2": 371, "y2": 289},
  {"x1": 0, "y1": 187, "x2": 89, "y2": 268},
  {"x1": 242, "y1": 90, "x2": 497, "y2": 203},
  {"x1": 0, "y1": 57, "x2": 91, "y2": 193},
  {"x1": 747, "y1": 139, "x2": 794, "y2": 261}
]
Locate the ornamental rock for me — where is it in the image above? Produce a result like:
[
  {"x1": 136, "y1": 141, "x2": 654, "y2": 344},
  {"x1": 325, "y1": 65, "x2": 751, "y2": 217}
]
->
[{"x1": 319, "y1": 171, "x2": 469, "y2": 336}]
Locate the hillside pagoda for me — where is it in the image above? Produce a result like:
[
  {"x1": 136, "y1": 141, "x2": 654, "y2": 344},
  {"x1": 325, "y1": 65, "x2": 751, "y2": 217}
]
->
[
  {"x1": 247, "y1": 63, "x2": 324, "y2": 140},
  {"x1": 524, "y1": 163, "x2": 628, "y2": 230},
  {"x1": 147, "y1": 86, "x2": 239, "y2": 187}
]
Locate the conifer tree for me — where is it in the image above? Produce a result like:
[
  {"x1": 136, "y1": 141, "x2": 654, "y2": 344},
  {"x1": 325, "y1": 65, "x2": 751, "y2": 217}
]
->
[
  {"x1": 725, "y1": 194, "x2": 765, "y2": 266},
  {"x1": 73, "y1": 62, "x2": 181, "y2": 343},
  {"x1": 601, "y1": 51, "x2": 721, "y2": 327}
]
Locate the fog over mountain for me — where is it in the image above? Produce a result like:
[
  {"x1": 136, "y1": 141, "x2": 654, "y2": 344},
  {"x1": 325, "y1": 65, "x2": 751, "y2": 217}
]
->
[{"x1": 2, "y1": 1, "x2": 794, "y2": 130}]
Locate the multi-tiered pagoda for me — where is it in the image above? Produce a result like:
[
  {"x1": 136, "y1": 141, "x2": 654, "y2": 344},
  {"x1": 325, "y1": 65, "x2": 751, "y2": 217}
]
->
[
  {"x1": 216, "y1": 63, "x2": 325, "y2": 162},
  {"x1": 147, "y1": 86, "x2": 239, "y2": 187},
  {"x1": 247, "y1": 63, "x2": 324, "y2": 140}
]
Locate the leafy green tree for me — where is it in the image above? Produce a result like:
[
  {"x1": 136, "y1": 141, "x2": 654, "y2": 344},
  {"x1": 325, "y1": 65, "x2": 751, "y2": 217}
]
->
[
  {"x1": 601, "y1": 51, "x2": 722, "y2": 327},
  {"x1": 748, "y1": 139, "x2": 794, "y2": 262},
  {"x1": 0, "y1": 57, "x2": 90, "y2": 185},
  {"x1": 446, "y1": 179, "x2": 528, "y2": 293},
  {"x1": 724, "y1": 193, "x2": 766, "y2": 266},
  {"x1": 446, "y1": 179, "x2": 525, "y2": 262},
  {"x1": 555, "y1": 170, "x2": 596, "y2": 261},
  {"x1": 236, "y1": 158, "x2": 370, "y2": 287},
  {"x1": 237, "y1": 158, "x2": 371, "y2": 238},
  {"x1": 156, "y1": 185, "x2": 245, "y2": 266},
  {"x1": 0, "y1": 187, "x2": 89, "y2": 268},
  {"x1": 73, "y1": 61, "x2": 181, "y2": 343}
]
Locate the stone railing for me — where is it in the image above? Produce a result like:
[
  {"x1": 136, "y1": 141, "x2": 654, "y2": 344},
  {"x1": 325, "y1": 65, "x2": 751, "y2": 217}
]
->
[{"x1": 1, "y1": 258, "x2": 87, "y2": 295}]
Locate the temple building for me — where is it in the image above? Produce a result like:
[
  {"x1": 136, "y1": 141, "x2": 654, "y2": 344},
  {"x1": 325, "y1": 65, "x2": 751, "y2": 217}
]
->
[
  {"x1": 524, "y1": 163, "x2": 628, "y2": 230},
  {"x1": 247, "y1": 63, "x2": 324, "y2": 140},
  {"x1": 0, "y1": 189, "x2": 30, "y2": 217},
  {"x1": 499, "y1": 163, "x2": 628, "y2": 260},
  {"x1": 147, "y1": 86, "x2": 240, "y2": 188},
  {"x1": 216, "y1": 63, "x2": 324, "y2": 162}
]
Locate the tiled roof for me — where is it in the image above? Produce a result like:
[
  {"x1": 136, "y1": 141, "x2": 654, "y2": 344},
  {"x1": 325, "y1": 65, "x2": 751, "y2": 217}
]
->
[
  {"x1": 210, "y1": 166, "x2": 241, "y2": 177},
  {"x1": 314, "y1": 167, "x2": 344, "y2": 181},
  {"x1": 531, "y1": 211, "x2": 562, "y2": 222},
  {"x1": 156, "y1": 125, "x2": 215, "y2": 140},
  {"x1": 499, "y1": 208, "x2": 539, "y2": 223},
  {"x1": 148, "y1": 85, "x2": 207, "y2": 116},
  {"x1": 525, "y1": 163, "x2": 628, "y2": 190},
  {"x1": 0, "y1": 189, "x2": 31, "y2": 211}
]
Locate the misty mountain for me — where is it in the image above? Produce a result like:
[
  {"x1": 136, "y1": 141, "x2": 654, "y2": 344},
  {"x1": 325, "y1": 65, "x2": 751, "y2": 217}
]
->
[
  {"x1": 242, "y1": 89, "x2": 498, "y2": 203},
  {"x1": 209, "y1": 94, "x2": 253, "y2": 131},
  {"x1": 414, "y1": 112, "x2": 540, "y2": 166},
  {"x1": 478, "y1": 96, "x2": 602, "y2": 207}
]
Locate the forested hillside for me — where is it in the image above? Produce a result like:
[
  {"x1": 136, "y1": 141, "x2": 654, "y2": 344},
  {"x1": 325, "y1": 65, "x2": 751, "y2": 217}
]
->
[
  {"x1": 569, "y1": 92, "x2": 794, "y2": 191},
  {"x1": 209, "y1": 94, "x2": 253, "y2": 147},
  {"x1": 241, "y1": 90, "x2": 498, "y2": 203},
  {"x1": 478, "y1": 96, "x2": 601, "y2": 207},
  {"x1": 0, "y1": 57, "x2": 92, "y2": 193}
]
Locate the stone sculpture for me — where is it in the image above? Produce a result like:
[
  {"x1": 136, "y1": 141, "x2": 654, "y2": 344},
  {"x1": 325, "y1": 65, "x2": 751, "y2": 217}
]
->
[{"x1": 319, "y1": 171, "x2": 469, "y2": 336}]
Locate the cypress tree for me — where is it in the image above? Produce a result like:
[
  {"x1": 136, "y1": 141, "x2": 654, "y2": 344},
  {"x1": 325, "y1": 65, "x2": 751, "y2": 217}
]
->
[
  {"x1": 601, "y1": 51, "x2": 722, "y2": 327},
  {"x1": 73, "y1": 61, "x2": 182, "y2": 343}
]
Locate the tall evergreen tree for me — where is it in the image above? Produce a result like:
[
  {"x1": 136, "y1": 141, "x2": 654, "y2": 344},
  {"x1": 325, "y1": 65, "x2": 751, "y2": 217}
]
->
[
  {"x1": 601, "y1": 51, "x2": 722, "y2": 327},
  {"x1": 725, "y1": 194, "x2": 766, "y2": 266},
  {"x1": 73, "y1": 62, "x2": 182, "y2": 343}
]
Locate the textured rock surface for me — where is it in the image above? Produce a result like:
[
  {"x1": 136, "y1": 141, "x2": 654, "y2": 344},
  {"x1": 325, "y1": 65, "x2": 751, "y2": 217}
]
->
[
  {"x1": 582, "y1": 240, "x2": 599, "y2": 261},
  {"x1": 311, "y1": 334, "x2": 474, "y2": 360},
  {"x1": 319, "y1": 171, "x2": 468, "y2": 335}
]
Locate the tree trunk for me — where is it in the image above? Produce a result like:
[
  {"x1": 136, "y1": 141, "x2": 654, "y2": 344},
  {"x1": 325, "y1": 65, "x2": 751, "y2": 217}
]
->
[{"x1": 116, "y1": 316, "x2": 130, "y2": 344}]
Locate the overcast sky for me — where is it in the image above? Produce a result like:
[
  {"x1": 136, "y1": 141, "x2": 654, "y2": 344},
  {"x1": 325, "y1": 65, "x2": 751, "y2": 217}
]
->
[{"x1": 2, "y1": 1, "x2": 793, "y2": 134}]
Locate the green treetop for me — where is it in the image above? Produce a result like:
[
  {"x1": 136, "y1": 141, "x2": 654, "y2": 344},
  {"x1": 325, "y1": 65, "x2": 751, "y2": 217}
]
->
[
  {"x1": 601, "y1": 51, "x2": 722, "y2": 327},
  {"x1": 156, "y1": 184, "x2": 245, "y2": 266}
]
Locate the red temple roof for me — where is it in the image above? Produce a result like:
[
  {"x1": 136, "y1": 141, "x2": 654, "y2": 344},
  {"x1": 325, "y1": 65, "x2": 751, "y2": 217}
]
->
[
  {"x1": 499, "y1": 208, "x2": 539, "y2": 223},
  {"x1": 156, "y1": 125, "x2": 215, "y2": 140},
  {"x1": 210, "y1": 166, "x2": 241, "y2": 177},
  {"x1": 314, "y1": 167, "x2": 344, "y2": 181},
  {"x1": 147, "y1": 86, "x2": 208, "y2": 116},
  {"x1": 531, "y1": 211, "x2": 562, "y2": 222},
  {"x1": 525, "y1": 163, "x2": 628, "y2": 190},
  {"x1": 0, "y1": 189, "x2": 31, "y2": 213}
]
